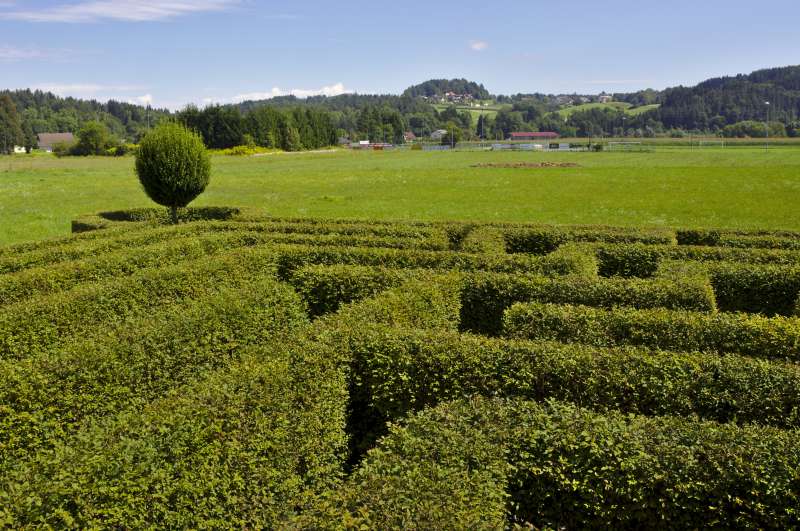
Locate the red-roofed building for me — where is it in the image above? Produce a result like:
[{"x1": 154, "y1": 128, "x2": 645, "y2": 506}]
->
[{"x1": 509, "y1": 132, "x2": 559, "y2": 141}]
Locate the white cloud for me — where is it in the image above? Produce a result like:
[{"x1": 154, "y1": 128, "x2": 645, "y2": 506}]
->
[
  {"x1": 130, "y1": 94, "x2": 153, "y2": 106},
  {"x1": 224, "y1": 83, "x2": 351, "y2": 103},
  {"x1": 3, "y1": 0, "x2": 238, "y2": 23},
  {"x1": 33, "y1": 83, "x2": 146, "y2": 97},
  {"x1": 470, "y1": 40, "x2": 489, "y2": 52},
  {"x1": 0, "y1": 45, "x2": 73, "y2": 61}
]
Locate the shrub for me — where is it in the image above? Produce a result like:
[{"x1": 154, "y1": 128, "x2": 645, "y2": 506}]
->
[
  {"x1": 329, "y1": 324, "x2": 800, "y2": 456},
  {"x1": 503, "y1": 301, "x2": 800, "y2": 362},
  {"x1": 458, "y1": 271, "x2": 716, "y2": 336},
  {"x1": 289, "y1": 264, "x2": 417, "y2": 317},
  {"x1": 135, "y1": 122, "x2": 211, "y2": 224},
  {"x1": 0, "y1": 279, "x2": 308, "y2": 471},
  {"x1": 0, "y1": 341, "x2": 347, "y2": 528},
  {"x1": 503, "y1": 226, "x2": 676, "y2": 255},
  {"x1": 705, "y1": 261, "x2": 800, "y2": 316},
  {"x1": 305, "y1": 397, "x2": 800, "y2": 529},
  {"x1": 0, "y1": 247, "x2": 279, "y2": 360},
  {"x1": 460, "y1": 227, "x2": 507, "y2": 254}
]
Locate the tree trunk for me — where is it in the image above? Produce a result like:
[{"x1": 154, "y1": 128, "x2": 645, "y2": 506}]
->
[{"x1": 170, "y1": 206, "x2": 179, "y2": 225}]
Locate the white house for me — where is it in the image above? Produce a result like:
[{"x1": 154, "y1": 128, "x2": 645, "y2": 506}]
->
[{"x1": 13, "y1": 146, "x2": 27, "y2": 154}]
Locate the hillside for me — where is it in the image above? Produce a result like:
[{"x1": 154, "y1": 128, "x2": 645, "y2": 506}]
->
[
  {"x1": 654, "y1": 65, "x2": 800, "y2": 130},
  {"x1": 403, "y1": 79, "x2": 491, "y2": 99},
  {"x1": 1, "y1": 89, "x2": 168, "y2": 142}
]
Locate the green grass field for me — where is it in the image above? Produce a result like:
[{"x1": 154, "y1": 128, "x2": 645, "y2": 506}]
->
[
  {"x1": 2, "y1": 147, "x2": 800, "y2": 246},
  {"x1": 553, "y1": 101, "x2": 660, "y2": 118}
]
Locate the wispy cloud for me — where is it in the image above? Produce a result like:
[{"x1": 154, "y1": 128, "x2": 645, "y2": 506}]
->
[
  {"x1": 3, "y1": 0, "x2": 239, "y2": 23},
  {"x1": 205, "y1": 82, "x2": 352, "y2": 104},
  {"x1": 33, "y1": 83, "x2": 146, "y2": 96},
  {"x1": 0, "y1": 45, "x2": 73, "y2": 61},
  {"x1": 470, "y1": 40, "x2": 489, "y2": 52}
]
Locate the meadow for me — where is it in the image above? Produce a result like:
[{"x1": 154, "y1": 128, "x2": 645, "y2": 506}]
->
[{"x1": 2, "y1": 146, "x2": 800, "y2": 246}]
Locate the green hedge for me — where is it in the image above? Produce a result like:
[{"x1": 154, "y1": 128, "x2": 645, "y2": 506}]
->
[
  {"x1": 503, "y1": 301, "x2": 800, "y2": 362},
  {"x1": 705, "y1": 261, "x2": 800, "y2": 316},
  {"x1": 502, "y1": 225, "x2": 676, "y2": 255},
  {"x1": 0, "y1": 231, "x2": 277, "y2": 306},
  {"x1": 291, "y1": 397, "x2": 508, "y2": 530},
  {"x1": 460, "y1": 227, "x2": 507, "y2": 254},
  {"x1": 70, "y1": 206, "x2": 256, "y2": 233},
  {"x1": 301, "y1": 397, "x2": 799, "y2": 529},
  {"x1": 459, "y1": 271, "x2": 716, "y2": 335},
  {"x1": 0, "y1": 247, "x2": 279, "y2": 361},
  {"x1": 0, "y1": 278, "x2": 308, "y2": 472},
  {"x1": 330, "y1": 324, "x2": 800, "y2": 458},
  {"x1": 0, "y1": 337, "x2": 348, "y2": 528},
  {"x1": 592, "y1": 242, "x2": 800, "y2": 278},
  {"x1": 273, "y1": 242, "x2": 596, "y2": 281},
  {"x1": 678, "y1": 228, "x2": 800, "y2": 249},
  {"x1": 289, "y1": 264, "x2": 419, "y2": 317}
]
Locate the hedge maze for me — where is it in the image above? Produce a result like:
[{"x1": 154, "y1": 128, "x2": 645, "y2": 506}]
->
[{"x1": 1, "y1": 208, "x2": 799, "y2": 528}]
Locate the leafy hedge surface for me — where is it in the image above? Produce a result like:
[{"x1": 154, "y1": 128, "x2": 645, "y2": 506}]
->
[
  {"x1": 0, "y1": 343, "x2": 347, "y2": 529},
  {"x1": 592, "y1": 242, "x2": 800, "y2": 278},
  {"x1": 273, "y1": 242, "x2": 596, "y2": 281},
  {"x1": 0, "y1": 248, "x2": 279, "y2": 360},
  {"x1": 460, "y1": 227, "x2": 508, "y2": 254},
  {"x1": 327, "y1": 324, "x2": 800, "y2": 456},
  {"x1": 677, "y1": 228, "x2": 800, "y2": 248},
  {"x1": 459, "y1": 271, "x2": 716, "y2": 335},
  {"x1": 705, "y1": 261, "x2": 800, "y2": 315},
  {"x1": 0, "y1": 279, "x2": 308, "y2": 474},
  {"x1": 299, "y1": 397, "x2": 800, "y2": 529},
  {"x1": 502, "y1": 225, "x2": 677, "y2": 254},
  {"x1": 289, "y1": 265, "x2": 418, "y2": 317},
  {"x1": 502, "y1": 302, "x2": 800, "y2": 362}
]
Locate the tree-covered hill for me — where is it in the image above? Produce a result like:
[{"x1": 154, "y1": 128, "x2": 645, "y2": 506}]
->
[
  {"x1": 402, "y1": 79, "x2": 491, "y2": 99},
  {"x1": 653, "y1": 65, "x2": 800, "y2": 131},
  {"x1": 1, "y1": 89, "x2": 169, "y2": 142}
]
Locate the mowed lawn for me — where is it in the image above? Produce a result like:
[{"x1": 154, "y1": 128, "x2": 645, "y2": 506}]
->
[{"x1": 1, "y1": 148, "x2": 800, "y2": 246}]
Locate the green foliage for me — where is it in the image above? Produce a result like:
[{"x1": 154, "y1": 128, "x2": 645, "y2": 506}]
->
[
  {"x1": 701, "y1": 261, "x2": 800, "y2": 315},
  {"x1": 0, "y1": 95, "x2": 24, "y2": 155},
  {"x1": 503, "y1": 301, "x2": 800, "y2": 362},
  {"x1": 460, "y1": 227, "x2": 507, "y2": 254},
  {"x1": 459, "y1": 271, "x2": 716, "y2": 336},
  {"x1": 70, "y1": 121, "x2": 118, "y2": 156},
  {"x1": 0, "y1": 279, "x2": 308, "y2": 473},
  {"x1": 135, "y1": 122, "x2": 211, "y2": 219},
  {"x1": 311, "y1": 397, "x2": 800, "y2": 528},
  {"x1": 503, "y1": 225, "x2": 676, "y2": 255}
]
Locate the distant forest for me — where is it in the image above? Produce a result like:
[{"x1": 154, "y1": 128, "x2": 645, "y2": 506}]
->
[{"x1": 2, "y1": 65, "x2": 799, "y2": 151}]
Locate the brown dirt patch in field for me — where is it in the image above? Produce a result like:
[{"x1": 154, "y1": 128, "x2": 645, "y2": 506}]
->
[{"x1": 471, "y1": 162, "x2": 581, "y2": 169}]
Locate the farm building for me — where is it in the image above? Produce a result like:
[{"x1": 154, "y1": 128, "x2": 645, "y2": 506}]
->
[
  {"x1": 13, "y1": 146, "x2": 27, "y2": 154},
  {"x1": 598, "y1": 94, "x2": 613, "y2": 103},
  {"x1": 37, "y1": 133, "x2": 75, "y2": 152},
  {"x1": 430, "y1": 129, "x2": 448, "y2": 140},
  {"x1": 509, "y1": 132, "x2": 559, "y2": 141},
  {"x1": 403, "y1": 131, "x2": 417, "y2": 143}
]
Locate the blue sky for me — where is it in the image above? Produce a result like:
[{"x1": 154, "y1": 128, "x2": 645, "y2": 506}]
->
[{"x1": 1, "y1": 0, "x2": 799, "y2": 110}]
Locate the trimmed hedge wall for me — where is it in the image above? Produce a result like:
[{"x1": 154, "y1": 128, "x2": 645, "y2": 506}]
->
[
  {"x1": 300, "y1": 397, "x2": 800, "y2": 529},
  {"x1": 0, "y1": 248, "x2": 279, "y2": 360},
  {"x1": 273, "y1": 242, "x2": 596, "y2": 280},
  {"x1": 0, "y1": 339, "x2": 348, "y2": 528},
  {"x1": 705, "y1": 261, "x2": 800, "y2": 316},
  {"x1": 460, "y1": 227, "x2": 507, "y2": 254},
  {"x1": 289, "y1": 264, "x2": 419, "y2": 317},
  {"x1": 502, "y1": 301, "x2": 800, "y2": 362},
  {"x1": 592, "y1": 242, "x2": 800, "y2": 278},
  {"x1": 502, "y1": 225, "x2": 677, "y2": 255},
  {"x1": 459, "y1": 271, "x2": 716, "y2": 336},
  {"x1": 0, "y1": 279, "x2": 308, "y2": 473},
  {"x1": 329, "y1": 324, "x2": 800, "y2": 458}
]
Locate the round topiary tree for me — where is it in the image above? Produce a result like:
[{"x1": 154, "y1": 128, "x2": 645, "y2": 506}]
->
[{"x1": 135, "y1": 122, "x2": 211, "y2": 224}]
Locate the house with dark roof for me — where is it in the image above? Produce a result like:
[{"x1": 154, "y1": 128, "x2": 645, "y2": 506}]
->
[
  {"x1": 508, "y1": 132, "x2": 559, "y2": 141},
  {"x1": 37, "y1": 133, "x2": 75, "y2": 152}
]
